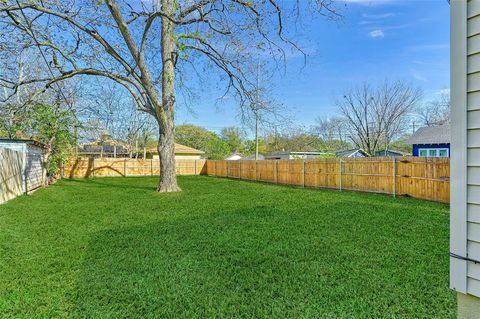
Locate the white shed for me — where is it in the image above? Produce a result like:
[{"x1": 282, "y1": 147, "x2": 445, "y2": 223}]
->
[
  {"x1": 451, "y1": 1, "x2": 480, "y2": 314},
  {"x1": 0, "y1": 139, "x2": 47, "y2": 194}
]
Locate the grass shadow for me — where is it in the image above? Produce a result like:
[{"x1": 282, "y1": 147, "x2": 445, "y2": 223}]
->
[{"x1": 70, "y1": 203, "x2": 453, "y2": 318}]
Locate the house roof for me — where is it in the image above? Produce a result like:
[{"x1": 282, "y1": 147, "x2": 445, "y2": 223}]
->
[
  {"x1": 0, "y1": 138, "x2": 47, "y2": 149},
  {"x1": 335, "y1": 149, "x2": 368, "y2": 157},
  {"x1": 174, "y1": 143, "x2": 204, "y2": 154},
  {"x1": 265, "y1": 151, "x2": 326, "y2": 156},
  {"x1": 374, "y1": 149, "x2": 409, "y2": 157},
  {"x1": 242, "y1": 154, "x2": 265, "y2": 160},
  {"x1": 225, "y1": 153, "x2": 243, "y2": 160},
  {"x1": 407, "y1": 125, "x2": 450, "y2": 145},
  {"x1": 147, "y1": 143, "x2": 204, "y2": 155}
]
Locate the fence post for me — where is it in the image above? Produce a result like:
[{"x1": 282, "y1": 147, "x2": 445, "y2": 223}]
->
[
  {"x1": 124, "y1": 159, "x2": 127, "y2": 177},
  {"x1": 92, "y1": 158, "x2": 95, "y2": 178},
  {"x1": 276, "y1": 160, "x2": 279, "y2": 184},
  {"x1": 255, "y1": 161, "x2": 258, "y2": 181},
  {"x1": 151, "y1": 159, "x2": 153, "y2": 176},
  {"x1": 194, "y1": 159, "x2": 197, "y2": 175},
  {"x1": 273, "y1": 160, "x2": 277, "y2": 184},
  {"x1": 339, "y1": 159, "x2": 343, "y2": 192},
  {"x1": 303, "y1": 160, "x2": 306, "y2": 188},
  {"x1": 393, "y1": 157, "x2": 397, "y2": 198}
]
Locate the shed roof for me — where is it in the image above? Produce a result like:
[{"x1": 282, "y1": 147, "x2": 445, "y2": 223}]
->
[
  {"x1": 0, "y1": 138, "x2": 47, "y2": 149},
  {"x1": 407, "y1": 125, "x2": 450, "y2": 145}
]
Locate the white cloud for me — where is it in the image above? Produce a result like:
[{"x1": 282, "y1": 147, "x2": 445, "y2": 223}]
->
[
  {"x1": 368, "y1": 30, "x2": 385, "y2": 38},
  {"x1": 410, "y1": 69, "x2": 427, "y2": 82},
  {"x1": 342, "y1": 0, "x2": 398, "y2": 6},
  {"x1": 362, "y1": 12, "x2": 396, "y2": 19}
]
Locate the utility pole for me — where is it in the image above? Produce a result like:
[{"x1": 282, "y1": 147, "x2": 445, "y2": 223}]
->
[{"x1": 255, "y1": 110, "x2": 259, "y2": 160}]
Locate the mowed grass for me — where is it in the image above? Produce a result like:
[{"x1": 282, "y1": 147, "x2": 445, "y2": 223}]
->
[{"x1": 0, "y1": 176, "x2": 454, "y2": 318}]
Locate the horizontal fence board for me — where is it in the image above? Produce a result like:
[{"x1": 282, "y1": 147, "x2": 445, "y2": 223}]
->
[
  {"x1": 62, "y1": 158, "x2": 206, "y2": 178},
  {"x1": 206, "y1": 157, "x2": 450, "y2": 203}
]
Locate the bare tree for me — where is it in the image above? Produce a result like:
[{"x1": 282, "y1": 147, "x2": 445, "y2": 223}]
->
[
  {"x1": 417, "y1": 90, "x2": 450, "y2": 127},
  {"x1": 0, "y1": 0, "x2": 339, "y2": 192},
  {"x1": 338, "y1": 81, "x2": 423, "y2": 156}
]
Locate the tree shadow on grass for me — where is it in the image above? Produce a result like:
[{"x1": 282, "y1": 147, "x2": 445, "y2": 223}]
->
[{"x1": 70, "y1": 205, "x2": 453, "y2": 319}]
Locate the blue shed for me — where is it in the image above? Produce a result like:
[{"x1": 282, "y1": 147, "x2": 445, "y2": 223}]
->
[{"x1": 407, "y1": 125, "x2": 450, "y2": 157}]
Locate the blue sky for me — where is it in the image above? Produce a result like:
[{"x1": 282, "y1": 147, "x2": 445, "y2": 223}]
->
[{"x1": 175, "y1": 0, "x2": 450, "y2": 133}]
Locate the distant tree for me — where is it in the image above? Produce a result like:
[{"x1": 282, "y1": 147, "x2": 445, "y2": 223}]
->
[
  {"x1": 417, "y1": 91, "x2": 450, "y2": 127},
  {"x1": 28, "y1": 103, "x2": 77, "y2": 180},
  {"x1": 389, "y1": 136, "x2": 412, "y2": 154},
  {"x1": 220, "y1": 127, "x2": 245, "y2": 154},
  {"x1": 175, "y1": 124, "x2": 229, "y2": 159},
  {"x1": 312, "y1": 117, "x2": 351, "y2": 152},
  {"x1": 338, "y1": 81, "x2": 423, "y2": 155}
]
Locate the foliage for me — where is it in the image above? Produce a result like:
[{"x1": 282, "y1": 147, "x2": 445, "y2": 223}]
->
[
  {"x1": 29, "y1": 104, "x2": 77, "y2": 175},
  {"x1": 220, "y1": 127, "x2": 245, "y2": 154},
  {"x1": 0, "y1": 103, "x2": 77, "y2": 175},
  {"x1": 175, "y1": 124, "x2": 229, "y2": 159},
  {"x1": 0, "y1": 176, "x2": 454, "y2": 318},
  {"x1": 389, "y1": 137, "x2": 413, "y2": 154}
]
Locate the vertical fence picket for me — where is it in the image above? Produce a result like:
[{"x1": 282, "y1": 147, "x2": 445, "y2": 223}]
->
[
  {"x1": 393, "y1": 157, "x2": 397, "y2": 198},
  {"x1": 339, "y1": 159, "x2": 343, "y2": 192}
]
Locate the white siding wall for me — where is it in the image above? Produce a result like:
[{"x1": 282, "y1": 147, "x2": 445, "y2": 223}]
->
[
  {"x1": 467, "y1": 0, "x2": 480, "y2": 297},
  {"x1": 451, "y1": 0, "x2": 480, "y2": 298}
]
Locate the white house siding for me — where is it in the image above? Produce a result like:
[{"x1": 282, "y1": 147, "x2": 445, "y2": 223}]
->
[
  {"x1": 467, "y1": 0, "x2": 480, "y2": 297},
  {"x1": 451, "y1": 0, "x2": 480, "y2": 298}
]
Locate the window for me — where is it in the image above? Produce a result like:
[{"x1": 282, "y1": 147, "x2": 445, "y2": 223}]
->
[
  {"x1": 438, "y1": 149, "x2": 448, "y2": 157},
  {"x1": 418, "y1": 148, "x2": 449, "y2": 157}
]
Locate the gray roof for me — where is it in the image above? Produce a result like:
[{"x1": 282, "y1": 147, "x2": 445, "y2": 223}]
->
[
  {"x1": 407, "y1": 125, "x2": 450, "y2": 145},
  {"x1": 335, "y1": 149, "x2": 368, "y2": 157},
  {"x1": 243, "y1": 154, "x2": 265, "y2": 160},
  {"x1": 374, "y1": 150, "x2": 409, "y2": 157},
  {"x1": 0, "y1": 138, "x2": 47, "y2": 149}
]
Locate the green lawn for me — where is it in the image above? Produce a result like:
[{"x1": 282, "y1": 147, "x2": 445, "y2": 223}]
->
[{"x1": 0, "y1": 176, "x2": 454, "y2": 318}]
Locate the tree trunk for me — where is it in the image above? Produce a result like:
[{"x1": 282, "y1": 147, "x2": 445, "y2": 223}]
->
[
  {"x1": 156, "y1": 112, "x2": 179, "y2": 192},
  {"x1": 156, "y1": 0, "x2": 180, "y2": 192}
]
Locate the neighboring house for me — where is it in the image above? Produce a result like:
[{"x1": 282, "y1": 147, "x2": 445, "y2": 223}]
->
[
  {"x1": 0, "y1": 139, "x2": 47, "y2": 198},
  {"x1": 148, "y1": 143, "x2": 204, "y2": 160},
  {"x1": 335, "y1": 149, "x2": 368, "y2": 158},
  {"x1": 451, "y1": 2, "x2": 480, "y2": 313},
  {"x1": 80, "y1": 134, "x2": 130, "y2": 158},
  {"x1": 264, "y1": 151, "x2": 330, "y2": 160},
  {"x1": 374, "y1": 150, "x2": 409, "y2": 157},
  {"x1": 225, "y1": 153, "x2": 243, "y2": 161},
  {"x1": 242, "y1": 154, "x2": 265, "y2": 160},
  {"x1": 406, "y1": 125, "x2": 450, "y2": 158}
]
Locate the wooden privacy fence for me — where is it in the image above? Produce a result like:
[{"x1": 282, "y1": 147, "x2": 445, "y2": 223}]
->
[
  {"x1": 62, "y1": 158, "x2": 206, "y2": 178},
  {"x1": 206, "y1": 157, "x2": 450, "y2": 203}
]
